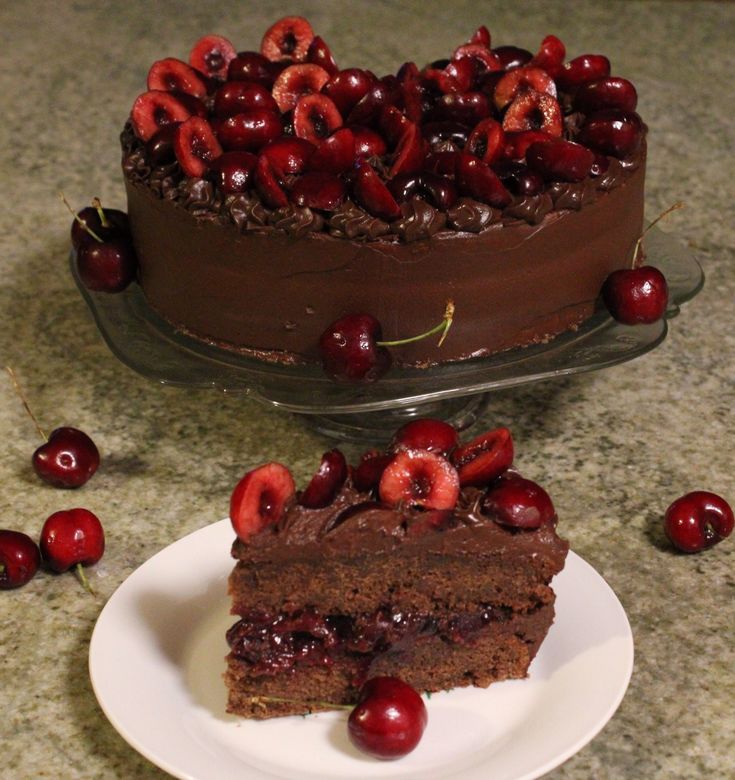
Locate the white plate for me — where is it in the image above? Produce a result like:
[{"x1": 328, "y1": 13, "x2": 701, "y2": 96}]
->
[{"x1": 89, "y1": 519, "x2": 633, "y2": 780}]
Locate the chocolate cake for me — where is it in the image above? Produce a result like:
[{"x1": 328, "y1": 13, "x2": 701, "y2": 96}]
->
[
  {"x1": 225, "y1": 421, "x2": 568, "y2": 718},
  {"x1": 120, "y1": 17, "x2": 647, "y2": 369}
]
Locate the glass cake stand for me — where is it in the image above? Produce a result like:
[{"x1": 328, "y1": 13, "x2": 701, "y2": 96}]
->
[{"x1": 71, "y1": 228, "x2": 703, "y2": 440}]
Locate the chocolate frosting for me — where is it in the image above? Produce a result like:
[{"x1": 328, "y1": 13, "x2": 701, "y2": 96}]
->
[
  {"x1": 328, "y1": 199, "x2": 391, "y2": 240},
  {"x1": 446, "y1": 197, "x2": 499, "y2": 232},
  {"x1": 393, "y1": 197, "x2": 447, "y2": 242},
  {"x1": 547, "y1": 179, "x2": 598, "y2": 211},
  {"x1": 268, "y1": 204, "x2": 325, "y2": 236},
  {"x1": 226, "y1": 193, "x2": 270, "y2": 231},
  {"x1": 503, "y1": 193, "x2": 555, "y2": 225}
]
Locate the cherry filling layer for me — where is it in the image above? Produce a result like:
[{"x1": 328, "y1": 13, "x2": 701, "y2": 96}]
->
[{"x1": 226, "y1": 604, "x2": 513, "y2": 674}]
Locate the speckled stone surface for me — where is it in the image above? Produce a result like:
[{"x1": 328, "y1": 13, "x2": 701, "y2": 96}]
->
[{"x1": 1, "y1": 1, "x2": 733, "y2": 778}]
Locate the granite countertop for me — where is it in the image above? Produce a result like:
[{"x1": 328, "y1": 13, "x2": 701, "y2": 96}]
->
[{"x1": 1, "y1": 1, "x2": 733, "y2": 777}]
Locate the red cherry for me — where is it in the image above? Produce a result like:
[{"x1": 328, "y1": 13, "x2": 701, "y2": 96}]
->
[
  {"x1": 555, "y1": 54, "x2": 611, "y2": 92},
  {"x1": 213, "y1": 81, "x2": 278, "y2": 118},
  {"x1": 70, "y1": 206, "x2": 129, "y2": 250},
  {"x1": 147, "y1": 58, "x2": 207, "y2": 98},
  {"x1": 526, "y1": 139, "x2": 595, "y2": 182},
  {"x1": 272, "y1": 63, "x2": 330, "y2": 113},
  {"x1": 318, "y1": 313, "x2": 392, "y2": 383},
  {"x1": 348, "y1": 676, "x2": 428, "y2": 760},
  {"x1": 482, "y1": 476, "x2": 556, "y2": 529},
  {"x1": 306, "y1": 35, "x2": 338, "y2": 76},
  {"x1": 0, "y1": 530, "x2": 41, "y2": 589},
  {"x1": 351, "y1": 125, "x2": 388, "y2": 157},
  {"x1": 145, "y1": 124, "x2": 179, "y2": 165},
  {"x1": 494, "y1": 66, "x2": 557, "y2": 110},
  {"x1": 664, "y1": 492, "x2": 734, "y2": 553},
  {"x1": 451, "y1": 427, "x2": 513, "y2": 487},
  {"x1": 465, "y1": 117, "x2": 505, "y2": 165},
  {"x1": 260, "y1": 16, "x2": 315, "y2": 63},
  {"x1": 76, "y1": 236, "x2": 137, "y2": 293},
  {"x1": 254, "y1": 154, "x2": 289, "y2": 208},
  {"x1": 493, "y1": 45, "x2": 533, "y2": 71},
  {"x1": 290, "y1": 172, "x2": 346, "y2": 210},
  {"x1": 261, "y1": 137, "x2": 316, "y2": 176},
  {"x1": 352, "y1": 161, "x2": 402, "y2": 220},
  {"x1": 468, "y1": 25, "x2": 491, "y2": 48},
  {"x1": 602, "y1": 266, "x2": 669, "y2": 325},
  {"x1": 530, "y1": 34, "x2": 566, "y2": 79},
  {"x1": 346, "y1": 78, "x2": 401, "y2": 127},
  {"x1": 573, "y1": 77, "x2": 638, "y2": 114},
  {"x1": 323, "y1": 68, "x2": 375, "y2": 116},
  {"x1": 577, "y1": 109, "x2": 644, "y2": 158},
  {"x1": 189, "y1": 34, "x2": 237, "y2": 80},
  {"x1": 379, "y1": 450, "x2": 460, "y2": 510},
  {"x1": 387, "y1": 172, "x2": 458, "y2": 211},
  {"x1": 230, "y1": 463, "x2": 296, "y2": 542},
  {"x1": 502, "y1": 89, "x2": 563, "y2": 137},
  {"x1": 227, "y1": 51, "x2": 278, "y2": 86},
  {"x1": 306, "y1": 127, "x2": 356, "y2": 174},
  {"x1": 130, "y1": 90, "x2": 191, "y2": 141},
  {"x1": 455, "y1": 152, "x2": 512, "y2": 207},
  {"x1": 352, "y1": 451, "x2": 394, "y2": 493},
  {"x1": 390, "y1": 419, "x2": 458, "y2": 457},
  {"x1": 208, "y1": 151, "x2": 258, "y2": 194},
  {"x1": 40, "y1": 508, "x2": 105, "y2": 574},
  {"x1": 174, "y1": 116, "x2": 222, "y2": 177},
  {"x1": 299, "y1": 450, "x2": 348, "y2": 508},
  {"x1": 293, "y1": 93, "x2": 343, "y2": 144},
  {"x1": 32, "y1": 427, "x2": 100, "y2": 488},
  {"x1": 502, "y1": 129, "x2": 553, "y2": 161},
  {"x1": 389, "y1": 121, "x2": 425, "y2": 177}
]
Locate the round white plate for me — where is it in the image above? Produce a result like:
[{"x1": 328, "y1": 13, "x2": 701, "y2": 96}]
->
[{"x1": 89, "y1": 519, "x2": 633, "y2": 780}]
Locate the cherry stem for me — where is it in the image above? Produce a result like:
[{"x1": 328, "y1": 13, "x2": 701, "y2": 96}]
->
[
  {"x1": 60, "y1": 193, "x2": 104, "y2": 244},
  {"x1": 378, "y1": 299, "x2": 455, "y2": 348},
  {"x1": 75, "y1": 562, "x2": 96, "y2": 596},
  {"x1": 632, "y1": 201, "x2": 685, "y2": 267},
  {"x1": 5, "y1": 366, "x2": 47, "y2": 441},
  {"x1": 247, "y1": 694, "x2": 352, "y2": 712},
  {"x1": 92, "y1": 197, "x2": 111, "y2": 229}
]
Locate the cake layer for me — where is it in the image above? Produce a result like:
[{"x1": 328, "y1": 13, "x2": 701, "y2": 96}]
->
[
  {"x1": 125, "y1": 150, "x2": 645, "y2": 366},
  {"x1": 225, "y1": 602, "x2": 554, "y2": 719}
]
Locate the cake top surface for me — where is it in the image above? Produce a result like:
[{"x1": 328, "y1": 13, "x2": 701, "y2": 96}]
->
[{"x1": 122, "y1": 15, "x2": 645, "y2": 242}]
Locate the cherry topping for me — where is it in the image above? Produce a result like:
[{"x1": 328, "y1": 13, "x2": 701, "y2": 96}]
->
[
  {"x1": 468, "y1": 25, "x2": 491, "y2": 48},
  {"x1": 290, "y1": 171, "x2": 346, "y2": 210},
  {"x1": 306, "y1": 127, "x2": 356, "y2": 174},
  {"x1": 230, "y1": 463, "x2": 296, "y2": 542},
  {"x1": 577, "y1": 109, "x2": 644, "y2": 158},
  {"x1": 130, "y1": 90, "x2": 191, "y2": 141},
  {"x1": 70, "y1": 204, "x2": 129, "y2": 250},
  {"x1": 77, "y1": 236, "x2": 137, "y2": 293},
  {"x1": 318, "y1": 313, "x2": 392, "y2": 383},
  {"x1": 352, "y1": 451, "x2": 394, "y2": 493},
  {"x1": 482, "y1": 476, "x2": 556, "y2": 529},
  {"x1": 526, "y1": 139, "x2": 595, "y2": 182},
  {"x1": 494, "y1": 161, "x2": 544, "y2": 196},
  {"x1": 424, "y1": 57, "x2": 476, "y2": 94},
  {"x1": 422, "y1": 121, "x2": 470, "y2": 149},
  {"x1": 379, "y1": 450, "x2": 460, "y2": 511},
  {"x1": 261, "y1": 136, "x2": 316, "y2": 176},
  {"x1": 189, "y1": 34, "x2": 237, "y2": 80},
  {"x1": 602, "y1": 266, "x2": 669, "y2": 325},
  {"x1": 260, "y1": 16, "x2": 315, "y2": 63},
  {"x1": 451, "y1": 427, "x2": 513, "y2": 486},
  {"x1": 556, "y1": 54, "x2": 611, "y2": 92},
  {"x1": 351, "y1": 125, "x2": 388, "y2": 157},
  {"x1": 174, "y1": 116, "x2": 222, "y2": 177},
  {"x1": 40, "y1": 508, "x2": 105, "y2": 592},
  {"x1": 215, "y1": 110, "x2": 282, "y2": 153},
  {"x1": 452, "y1": 44, "x2": 503, "y2": 75},
  {"x1": 494, "y1": 66, "x2": 557, "y2": 110},
  {"x1": 389, "y1": 121, "x2": 425, "y2": 177},
  {"x1": 227, "y1": 51, "x2": 278, "y2": 86},
  {"x1": 0, "y1": 530, "x2": 41, "y2": 589},
  {"x1": 352, "y1": 161, "x2": 402, "y2": 220},
  {"x1": 145, "y1": 124, "x2": 179, "y2": 165},
  {"x1": 502, "y1": 90, "x2": 563, "y2": 136},
  {"x1": 387, "y1": 172, "x2": 458, "y2": 211},
  {"x1": 254, "y1": 154, "x2": 289, "y2": 208},
  {"x1": 208, "y1": 151, "x2": 257, "y2": 193},
  {"x1": 391, "y1": 418, "x2": 458, "y2": 457},
  {"x1": 455, "y1": 152, "x2": 512, "y2": 207},
  {"x1": 502, "y1": 129, "x2": 553, "y2": 161},
  {"x1": 147, "y1": 58, "x2": 207, "y2": 98},
  {"x1": 493, "y1": 45, "x2": 533, "y2": 71},
  {"x1": 293, "y1": 94, "x2": 343, "y2": 143},
  {"x1": 433, "y1": 91, "x2": 490, "y2": 127},
  {"x1": 299, "y1": 450, "x2": 348, "y2": 508},
  {"x1": 348, "y1": 676, "x2": 428, "y2": 760},
  {"x1": 346, "y1": 78, "x2": 401, "y2": 126},
  {"x1": 465, "y1": 117, "x2": 505, "y2": 165},
  {"x1": 213, "y1": 81, "x2": 278, "y2": 118},
  {"x1": 323, "y1": 68, "x2": 375, "y2": 116},
  {"x1": 306, "y1": 35, "x2": 338, "y2": 76},
  {"x1": 272, "y1": 63, "x2": 331, "y2": 112},
  {"x1": 575, "y1": 77, "x2": 638, "y2": 115},
  {"x1": 530, "y1": 34, "x2": 566, "y2": 79},
  {"x1": 664, "y1": 492, "x2": 734, "y2": 553},
  {"x1": 32, "y1": 427, "x2": 100, "y2": 488}
]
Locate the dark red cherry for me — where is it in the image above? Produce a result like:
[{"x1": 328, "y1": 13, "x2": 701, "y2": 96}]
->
[
  {"x1": 147, "y1": 58, "x2": 207, "y2": 98},
  {"x1": 556, "y1": 54, "x2": 611, "y2": 92},
  {"x1": 323, "y1": 68, "x2": 375, "y2": 116},
  {"x1": 577, "y1": 109, "x2": 643, "y2": 158},
  {"x1": 32, "y1": 427, "x2": 100, "y2": 488},
  {"x1": 465, "y1": 117, "x2": 505, "y2": 165},
  {"x1": 227, "y1": 51, "x2": 278, "y2": 86},
  {"x1": 215, "y1": 110, "x2": 282, "y2": 153},
  {"x1": 352, "y1": 451, "x2": 394, "y2": 493},
  {"x1": 389, "y1": 121, "x2": 425, "y2": 177},
  {"x1": 421, "y1": 121, "x2": 470, "y2": 149},
  {"x1": 455, "y1": 152, "x2": 512, "y2": 207},
  {"x1": 253, "y1": 154, "x2": 288, "y2": 208},
  {"x1": 306, "y1": 127, "x2": 356, "y2": 174},
  {"x1": 348, "y1": 677, "x2": 428, "y2": 760},
  {"x1": 213, "y1": 81, "x2": 278, "y2": 118},
  {"x1": 40, "y1": 508, "x2": 105, "y2": 572},
  {"x1": 261, "y1": 136, "x2": 316, "y2": 176},
  {"x1": 573, "y1": 77, "x2": 638, "y2": 113},
  {"x1": 290, "y1": 171, "x2": 346, "y2": 210},
  {"x1": 433, "y1": 91, "x2": 490, "y2": 126},
  {"x1": 493, "y1": 45, "x2": 533, "y2": 71},
  {"x1": 602, "y1": 266, "x2": 669, "y2": 325},
  {"x1": 352, "y1": 161, "x2": 401, "y2": 220},
  {"x1": 306, "y1": 35, "x2": 338, "y2": 76},
  {"x1": 230, "y1": 463, "x2": 296, "y2": 541},
  {"x1": 293, "y1": 93, "x2": 343, "y2": 143},
  {"x1": 526, "y1": 139, "x2": 595, "y2": 182},
  {"x1": 351, "y1": 125, "x2": 388, "y2": 157},
  {"x1": 189, "y1": 35, "x2": 237, "y2": 80},
  {"x1": 145, "y1": 124, "x2": 179, "y2": 165},
  {"x1": 130, "y1": 90, "x2": 191, "y2": 141},
  {"x1": 260, "y1": 16, "x2": 315, "y2": 63},
  {"x1": 493, "y1": 161, "x2": 544, "y2": 196},
  {"x1": 530, "y1": 34, "x2": 566, "y2": 79},
  {"x1": 451, "y1": 427, "x2": 513, "y2": 486},
  {"x1": 664, "y1": 491, "x2": 734, "y2": 553},
  {"x1": 77, "y1": 237, "x2": 137, "y2": 293},
  {"x1": 390, "y1": 418, "x2": 458, "y2": 456},
  {"x1": 299, "y1": 450, "x2": 348, "y2": 508},
  {"x1": 0, "y1": 530, "x2": 41, "y2": 589},
  {"x1": 319, "y1": 313, "x2": 392, "y2": 383},
  {"x1": 208, "y1": 151, "x2": 258, "y2": 193},
  {"x1": 70, "y1": 206, "x2": 129, "y2": 250},
  {"x1": 387, "y1": 172, "x2": 457, "y2": 211},
  {"x1": 174, "y1": 116, "x2": 223, "y2": 177},
  {"x1": 482, "y1": 475, "x2": 556, "y2": 529}
]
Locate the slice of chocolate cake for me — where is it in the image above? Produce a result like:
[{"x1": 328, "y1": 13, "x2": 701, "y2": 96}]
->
[{"x1": 225, "y1": 422, "x2": 568, "y2": 719}]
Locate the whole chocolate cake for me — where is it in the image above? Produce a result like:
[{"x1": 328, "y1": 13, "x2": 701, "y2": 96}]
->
[
  {"x1": 121, "y1": 16, "x2": 646, "y2": 367},
  {"x1": 225, "y1": 420, "x2": 568, "y2": 718}
]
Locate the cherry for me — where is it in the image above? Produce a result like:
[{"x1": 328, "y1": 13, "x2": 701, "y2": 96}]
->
[
  {"x1": 494, "y1": 66, "x2": 557, "y2": 110},
  {"x1": 77, "y1": 236, "x2": 137, "y2": 293},
  {"x1": 213, "y1": 81, "x2": 278, "y2": 118},
  {"x1": 254, "y1": 154, "x2": 289, "y2": 208},
  {"x1": 147, "y1": 58, "x2": 207, "y2": 98},
  {"x1": 664, "y1": 492, "x2": 734, "y2": 553},
  {"x1": 32, "y1": 427, "x2": 100, "y2": 488},
  {"x1": 299, "y1": 449, "x2": 348, "y2": 508},
  {"x1": 227, "y1": 51, "x2": 278, "y2": 86},
  {"x1": 189, "y1": 34, "x2": 237, "y2": 80},
  {"x1": 293, "y1": 94, "x2": 343, "y2": 143},
  {"x1": 390, "y1": 418, "x2": 458, "y2": 457},
  {"x1": 40, "y1": 508, "x2": 105, "y2": 593},
  {"x1": 433, "y1": 91, "x2": 490, "y2": 126},
  {"x1": 306, "y1": 127, "x2": 356, "y2": 174},
  {"x1": 208, "y1": 151, "x2": 257, "y2": 194},
  {"x1": 290, "y1": 171, "x2": 346, "y2": 210},
  {"x1": 261, "y1": 136, "x2": 316, "y2": 176},
  {"x1": 451, "y1": 427, "x2": 514, "y2": 486},
  {"x1": 319, "y1": 313, "x2": 392, "y2": 383},
  {"x1": 577, "y1": 109, "x2": 643, "y2": 158},
  {"x1": 387, "y1": 172, "x2": 458, "y2": 211},
  {"x1": 174, "y1": 116, "x2": 222, "y2": 177},
  {"x1": 0, "y1": 530, "x2": 41, "y2": 589},
  {"x1": 346, "y1": 78, "x2": 401, "y2": 127},
  {"x1": 455, "y1": 152, "x2": 512, "y2": 208},
  {"x1": 526, "y1": 139, "x2": 595, "y2": 182},
  {"x1": 352, "y1": 450, "x2": 394, "y2": 493},
  {"x1": 215, "y1": 110, "x2": 282, "y2": 153},
  {"x1": 502, "y1": 90, "x2": 563, "y2": 136},
  {"x1": 145, "y1": 124, "x2": 179, "y2": 165},
  {"x1": 351, "y1": 125, "x2": 387, "y2": 157},
  {"x1": 69, "y1": 201, "x2": 129, "y2": 250},
  {"x1": 379, "y1": 449, "x2": 460, "y2": 510},
  {"x1": 493, "y1": 161, "x2": 544, "y2": 196},
  {"x1": 348, "y1": 676, "x2": 428, "y2": 760},
  {"x1": 465, "y1": 117, "x2": 505, "y2": 165},
  {"x1": 602, "y1": 266, "x2": 669, "y2": 325},
  {"x1": 230, "y1": 463, "x2": 296, "y2": 541},
  {"x1": 502, "y1": 129, "x2": 553, "y2": 161},
  {"x1": 530, "y1": 34, "x2": 566, "y2": 79},
  {"x1": 452, "y1": 45, "x2": 503, "y2": 75},
  {"x1": 272, "y1": 63, "x2": 330, "y2": 112},
  {"x1": 555, "y1": 54, "x2": 611, "y2": 92},
  {"x1": 389, "y1": 121, "x2": 425, "y2": 177},
  {"x1": 306, "y1": 35, "x2": 338, "y2": 76},
  {"x1": 573, "y1": 77, "x2": 638, "y2": 114},
  {"x1": 424, "y1": 58, "x2": 476, "y2": 94},
  {"x1": 130, "y1": 90, "x2": 191, "y2": 141},
  {"x1": 493, "y1": 45, "x2": 533, "y2": 71},
  {"x1": 352, "y1": 160, "x2": 401, "y2": 220},
  {"x1": 323, "y1": 68, "x2": 375, "y2": 116},
  {"x1": 260, "y1": 16, "x2": 315, "y2": 63},
  {"x1": 468, "y1": 25, "x2": 491, "y2": 48},
  {"x1": 422, "y1": 120, "x2": 470, "y2": 149},
  {"x1": 482, "y1": 476, "x2": 556, "y2": 529}
]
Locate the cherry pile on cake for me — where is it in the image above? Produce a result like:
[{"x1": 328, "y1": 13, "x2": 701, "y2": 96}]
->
[
  {"x1": 121, "y1": 16, "x2": 647, "y2": 367},
  {"x1": 225, "y1": 419, "x2": 568, "y2": 718}
]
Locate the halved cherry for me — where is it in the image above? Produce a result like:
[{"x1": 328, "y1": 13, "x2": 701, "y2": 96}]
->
[
  {"x1": 391, "y1": 419, "x2": 458, "y2": 457},
  {"x1": 556, "y1": 54, "x2": 611, "y2": 92},
  {"x1": 147, "y1": 58, "x2": 207, "y2": 98},
  {"x1": 213, "y1": 81, "x2": 278, "y2": 118},
  {"x1": 227, "y1": 51, "x2": 278, "y2": 86},
  {"x1": 530, "y1": 34, "x2": 566, "y2": 78},
  {"x1": 455, "y1": 152, "x2": 512, "y2": 207},
  {"x1": 526, "y1": 139, "x2": 595, "y2": 182},
  {"x1": 573, "y1": 77, "x2": 638, "y2": 114},
  {"x1": 577, "y1": 109, "x2": 644, "y2": 158},
  {"x1": 352, "y1": 450, "x2": 394, "y2": 493},
  {"x1": 468, "y1": 25, "x2": 491, "y2": 47},
  {"x1": 254, "y1": 154, "x2": 288, "y2": 207},
  {"x1": 401, "y1": 78, "x2": 427, "y2": 124},
  {"x1": 379, "y1": 105, "x2": 409, "y2": 148},
  {"x1": 423, "y1": 57, "x2": 476, "y2": 94},
  {"x1": 503, "y1": 129, "x2": 553, "y2": 160},
  {"x1": 466, "y1": 118, "x2": 505, "y2": 165},
  {"x1": 352, "y1": 160, "x2": 402, "y2": 220},
  {"x1": 299, "y1": 450, "x2": 348, "y2": 508},
  {"x1": 453, "y1": 44, "x2": 503, "y2": 74},
  {"x1": 494, "y1": 66, "x2": 557, "y2": 110},
  {"x1": 260, "y1": 16, "x2": 315, "y2": 62},
  {"x1": 306, "y1": 35, "x2": 338, "y2": 75},
  {"x1": 482, "y1": 475, "x2": 556, "y2": 529},
  {"x1": 174, "y1": 116, "x2": 222, "y2": 177},
  {"x1": 290, "y1": 171, "x2": 346, "y2": 210},
  {"x1": 230, "y1": 463, "x2": 296, "y2": 541},
  {"x1": 323, "y1": 68, "x2": 375, "y2": 116},
  {"x1": 396, "y1": 61, "x2": 420, "y2": 83},
  {"x1": 215, "y1": 109, "x2": 282, "y2": 152},
  {"x1": 130, "y1": 90, "x2": 191, "y2": 141},
  {"x1": 261, "y1": 136, "x2": 316, "y2": 176},
  {"x1": 493, "y1": 45, "x2": 533, "y2": 71},
  {"x1": 379, "y1": 450, "x2": 460, "y2": 511},
  {"x1": 306, "y1": 127, "x2": 356, "y2": 173},
  {"x1": 346, "y1": 78, "x2": 401, "y2": 126},
  {"x1": 387, "y1": 172, "x2": 458, "y2": 210},
  {"x1": 272, "y1": 63, "x2": 331, "y2": 112},
  {"x1": 351, "y1": 125, "x2": 388, "y2": 157},
  {"x1": 433, "y1": 91, "x2": 490, "y2": 126},
  {"x1": 189, "y1": 34, "x2": 237, "y2": 80},
  {"x1": 502, "y1": 90, "x2": 563, "y2": 137},
  {"x1": 389, "y1": 121, "x2": 425, "y2": 177},
  {"x1": 451, "y1": 427, "x2": 513, "y2": 486},
  {"x1": 293, "y1": 93, "x2": 343, "y2": 144},
  {"x1": 424, "y1": 150, "x2": 459, "y2": 176}
]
